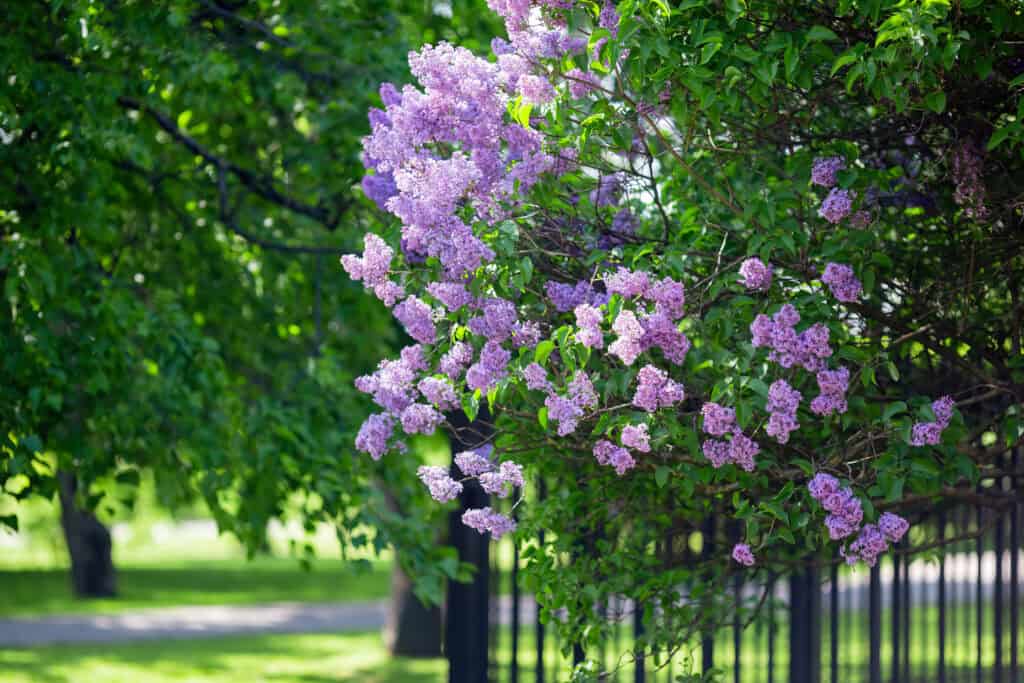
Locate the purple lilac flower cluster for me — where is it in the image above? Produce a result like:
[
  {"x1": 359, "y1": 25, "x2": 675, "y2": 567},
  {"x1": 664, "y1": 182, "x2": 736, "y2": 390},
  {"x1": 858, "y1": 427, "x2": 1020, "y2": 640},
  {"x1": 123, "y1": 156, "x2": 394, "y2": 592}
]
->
[
  {"x1": 417, "y1": 465, "x2": 462, "y2": 503},
  {"x1": 750, "y1": 305, "x2": 833, "y2": 372},
  {"x1": 810, "y1": 367, "x2": 850, "y2": 416},
  {"x1": 732, "y1": 543, "x2": 756, "y2": 566},
  {"x1": 621, "y1": 423, "x2": 651, "y2": 452},
  {"x1": 701, "y1": 402, "x2": 736, "y2": 437},
  {"x1": 341, "y1": 234, "x2": 404, "y2": 307},
  {"x1": 844, "y1": 512, "x2": 910, "y2": 567},
  {"x1": 632, "y1": 365, "x2": 684, "y2": 412},
  {"x1": 702, "y1": 431, "x2": 760, "y2": 472},
  {"x1": 546, "y1": 280, "x2": 605, "y2": 312},
  {"x1": 807, "y1": 474, "x2": 909, "y2": 565},
  {"x1": 807, "y1": 473, "x2": 863, "y2": 540},
  {"x1": 811, "y1": 156, "x2": 845, "y2": 188},
  {"x1": 603, "y1": 268, "x2": 690, "y2": 367},
  {"x1": 739, "y1": 257, "x2": 773, "y2": 291},
  {"x1": 593, "y1": 439, "x2": 636, "y2": 475},
  {"x1": 462, "y1": 507, "x2": 516, "y2": 539},
  {"x1": 540, "y1": 371, "x2": 599, "y2": 436},
  {"x1": 821, "y1": 263, "x2": 863, "y2": 303},
  {"x1": 910, "y1": 396, "x2": 955, "y2": 446},
  {"x1": 818, "y1": 188, "x2": 854, "y2": 224},
  {"x1": 700, "y1": 402, "x2": 760, "y2": 471},
  {"x1": 766, "y1": 380, "x2": 802, "y2": 444}
]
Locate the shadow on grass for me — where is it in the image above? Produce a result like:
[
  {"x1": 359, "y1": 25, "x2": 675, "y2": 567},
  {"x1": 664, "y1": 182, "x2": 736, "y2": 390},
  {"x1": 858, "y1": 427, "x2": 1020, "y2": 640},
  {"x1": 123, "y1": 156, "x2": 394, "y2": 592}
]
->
[
  {"x1": 0, "y1": 632, "x2": 445, "y2": 683},
  {"x1": 0, "y1": 560, "x2": 392, "y2": 617}
]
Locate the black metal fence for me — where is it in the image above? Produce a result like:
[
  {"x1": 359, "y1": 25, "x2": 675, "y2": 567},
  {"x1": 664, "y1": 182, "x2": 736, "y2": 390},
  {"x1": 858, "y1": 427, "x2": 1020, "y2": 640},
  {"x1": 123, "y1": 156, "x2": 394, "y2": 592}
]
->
[{"x1": 447, "y1": 451, "x2": 1022, "y2": 683}]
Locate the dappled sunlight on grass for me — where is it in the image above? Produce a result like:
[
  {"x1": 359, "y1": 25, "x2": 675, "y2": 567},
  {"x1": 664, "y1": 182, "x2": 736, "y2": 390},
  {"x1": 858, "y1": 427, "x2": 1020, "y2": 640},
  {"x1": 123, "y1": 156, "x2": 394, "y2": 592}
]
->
[{"x1": 0, "y1": 632, "x2": 446, "y2": 683}]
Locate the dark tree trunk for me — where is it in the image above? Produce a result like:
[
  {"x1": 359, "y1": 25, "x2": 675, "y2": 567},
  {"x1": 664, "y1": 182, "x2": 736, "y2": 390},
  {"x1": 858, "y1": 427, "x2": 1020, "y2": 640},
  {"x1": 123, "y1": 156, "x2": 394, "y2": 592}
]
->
[
  {"x1": 57, "y1": 471, "x2": 117, "y2": 598},
  {"x1": 384, "y1": 563, "x2": 443, "y2": 657},
  {"x1": 445, "y1": 409, "x2": 492, "y2": 683}
]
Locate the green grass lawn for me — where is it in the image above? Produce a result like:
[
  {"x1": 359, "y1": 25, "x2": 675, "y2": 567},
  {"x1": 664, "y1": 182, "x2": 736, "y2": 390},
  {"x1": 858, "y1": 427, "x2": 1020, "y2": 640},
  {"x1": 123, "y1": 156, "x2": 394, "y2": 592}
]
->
[
  {"x1": 0, "y1": 557, "x2": 393, "y2": 618},
  {"x1": 0, "y1": 632, "x2": 446, "y2": 683}
]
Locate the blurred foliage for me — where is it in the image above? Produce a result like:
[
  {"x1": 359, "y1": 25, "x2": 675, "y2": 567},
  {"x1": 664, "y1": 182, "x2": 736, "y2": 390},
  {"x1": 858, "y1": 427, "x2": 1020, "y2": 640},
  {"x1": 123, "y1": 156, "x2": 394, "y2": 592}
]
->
[{"x1": 0, "y1": 0, "x2": 495, "y2": 602}]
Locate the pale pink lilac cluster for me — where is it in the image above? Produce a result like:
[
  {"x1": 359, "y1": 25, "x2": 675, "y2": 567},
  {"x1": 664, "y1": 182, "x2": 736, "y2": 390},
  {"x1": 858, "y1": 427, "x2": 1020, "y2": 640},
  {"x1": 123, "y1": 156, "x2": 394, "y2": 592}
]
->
[
  {"x1": 739, "y1": 257, "x2": 772, "y2": 291},
  {"x1": 765, "y1": 380, "x2": 802, "y2": 444},
  {"x1": 821, "y1": 263, "x2": 863, "y2": 303},
  {"x1": 910, "y1": 396, "x2": 955, "y2": 446}
]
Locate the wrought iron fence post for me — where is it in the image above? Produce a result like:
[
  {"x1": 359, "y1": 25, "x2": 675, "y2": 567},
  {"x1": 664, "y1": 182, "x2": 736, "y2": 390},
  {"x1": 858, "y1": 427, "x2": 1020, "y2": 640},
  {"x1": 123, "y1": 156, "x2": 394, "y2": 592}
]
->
[{"x1": 788, "y1": 563, "x2": 821, "y2": 683}]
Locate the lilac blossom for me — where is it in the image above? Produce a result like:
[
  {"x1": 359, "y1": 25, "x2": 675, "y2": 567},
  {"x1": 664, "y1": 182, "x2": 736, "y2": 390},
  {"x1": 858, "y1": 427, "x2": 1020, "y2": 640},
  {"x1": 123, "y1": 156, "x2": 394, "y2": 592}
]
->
[
  {"x1": 462, "y1": 507, "x2": 516, "y2": 539},
  {"x1": 910, "y1": 395, "x2": 955, "y2": 446},
  {"x1": 609, "y1": 309, "x2": 644, "y2": 365},
  {"x1": 766, "y1": 380, "x2": 802, "y2": 444},
  {"x1": 400, "y1": 403, "x2": 444, "y2": 435},
  {"x1": 621, "y1": 423, "x2": 650, "y2": 452},
  {"x1": 417, "y1": 465, "x2": 463, "y2": 503},
  {"x1": 701, "y1": 402, "x2": 736, "y2": 437},
  {"x1": 818, "y1": 188, "x2": 854, "y2": 224},
  {"x1": 479, "y1": 461, "x2": 525, "y2": 497},
  {"x1": 393, "y1": 296, "x2": 436, "y2": 345},
  {"x1": 455, "y1": 445, "x2": 495, "y2": 476},
  {"x1": 355, "y1": 413, "x2": 395, "y2": 460},
  {"x1": 878, "y1": 512, "x2": 910, "y2": 543},
  {"x1": 732, "y1": 543, "x2": 756, "y2": 566},
  {"x1": 811, "y1": 156, "x2": 845, "y2": 188},
  {"x1": 418, "y1": 377, "x2": 458, "y2": 409},
  {"x1": 575, "y1": 303, "x2": 605, "y2": 349},
  {"x1": 821, "y1": 262, "x2": 863, "y2": 302},
  {"x1": 810, "y1": 367, "x2": 850, "y2": 416},
  {"x1": 522, "y1": 362, "x2": 553, "y2": 393},
  {"x1": 632, "y1": 364, "x2": 684, "y2": 412},
  {"x1": 739, "y1": 257, "x2": 773, "y2": 291}
]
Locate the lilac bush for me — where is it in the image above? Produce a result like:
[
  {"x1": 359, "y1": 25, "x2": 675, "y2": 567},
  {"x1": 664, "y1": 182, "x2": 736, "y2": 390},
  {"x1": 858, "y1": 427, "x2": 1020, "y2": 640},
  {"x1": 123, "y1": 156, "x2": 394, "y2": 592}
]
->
[{"x1": 336, "y1": 0, "x2": 1017, "y2": 672}]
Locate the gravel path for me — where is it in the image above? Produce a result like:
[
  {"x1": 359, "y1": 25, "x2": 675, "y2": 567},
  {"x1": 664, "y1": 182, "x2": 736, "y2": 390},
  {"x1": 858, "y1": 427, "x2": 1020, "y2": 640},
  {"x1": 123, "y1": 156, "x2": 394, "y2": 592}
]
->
[{"x1": 0, "y1": 601, "x2": 387, "y2": 648}]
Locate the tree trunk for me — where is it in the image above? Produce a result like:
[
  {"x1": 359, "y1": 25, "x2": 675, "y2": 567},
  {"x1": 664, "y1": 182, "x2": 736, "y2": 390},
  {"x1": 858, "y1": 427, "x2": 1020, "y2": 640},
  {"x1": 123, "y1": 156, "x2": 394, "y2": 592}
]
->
[
  {"x1": 57, "y1": 471, "x2": 117, "y2": 598},
  {"x1": 445, "y1": 409, "x2": 492, "y2": 683},
  {"x1": 384, "y1": 563, "x2": 444, "y2": 657}
]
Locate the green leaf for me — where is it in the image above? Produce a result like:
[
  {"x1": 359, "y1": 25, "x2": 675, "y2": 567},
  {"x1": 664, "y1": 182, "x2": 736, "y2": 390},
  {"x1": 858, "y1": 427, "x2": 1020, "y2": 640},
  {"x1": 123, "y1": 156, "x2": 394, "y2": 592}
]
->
[
  {"x1": 535, "y1": 340, "x2": 556, "y2": 365},
  {"x1": 924, "y1": 91, "x2": 946, "y2": 113},
  {"x1": 655, "y1": 466, "x2": 669, "y2": 488},
  {"x1": 806, "y1": 25, "x2": 839, "y2": 42},
  {"x1": 882, "y1": 401, "x2": 907, "y2": 422}
]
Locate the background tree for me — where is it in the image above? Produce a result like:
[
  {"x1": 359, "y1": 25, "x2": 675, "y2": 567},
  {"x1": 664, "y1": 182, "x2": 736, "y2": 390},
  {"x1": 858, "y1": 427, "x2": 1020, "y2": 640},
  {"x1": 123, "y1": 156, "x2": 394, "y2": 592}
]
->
[{"x1": 0, "y1": 0, "x2": 499, "y2": 636}]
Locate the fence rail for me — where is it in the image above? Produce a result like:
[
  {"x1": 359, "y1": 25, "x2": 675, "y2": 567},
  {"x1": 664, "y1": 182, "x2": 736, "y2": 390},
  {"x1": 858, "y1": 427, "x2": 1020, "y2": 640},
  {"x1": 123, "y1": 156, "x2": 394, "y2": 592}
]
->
[{"x1": 446, "y1": 450, "x2": 1023, "y2": 683}]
